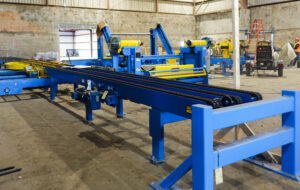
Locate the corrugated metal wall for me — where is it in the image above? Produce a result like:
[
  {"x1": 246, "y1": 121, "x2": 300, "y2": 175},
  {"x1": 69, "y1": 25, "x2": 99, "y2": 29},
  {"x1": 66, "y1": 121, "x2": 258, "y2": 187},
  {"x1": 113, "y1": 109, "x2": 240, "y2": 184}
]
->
[
  {"x1": 48, "y1": 0, "x2": 107, "y2": 9},
  {"x1": 0, "y1": 0, "x2": 194, "y2": 14},
  {"x1": 159, "y1": 0, "x2": 193, "y2": 14},
  {"x1": 110, "y1": 0, "x2": 155, "y2": 12},
  {"x1": 195, "y1": 0, "x2": 231, "y2": 15},
  {"x1": 248, "y1": 0, "x2": 291, "y2": 7},
  {"x1": 0, "y1": 0, "x2": 45, "y2": 4}
]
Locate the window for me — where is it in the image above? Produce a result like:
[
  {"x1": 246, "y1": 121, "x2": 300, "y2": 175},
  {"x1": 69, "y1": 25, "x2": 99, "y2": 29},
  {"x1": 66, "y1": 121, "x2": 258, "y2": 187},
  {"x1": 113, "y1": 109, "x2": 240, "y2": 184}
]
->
[{"x1": 59, "y1": 29, "x2": 97, "y2": 60}]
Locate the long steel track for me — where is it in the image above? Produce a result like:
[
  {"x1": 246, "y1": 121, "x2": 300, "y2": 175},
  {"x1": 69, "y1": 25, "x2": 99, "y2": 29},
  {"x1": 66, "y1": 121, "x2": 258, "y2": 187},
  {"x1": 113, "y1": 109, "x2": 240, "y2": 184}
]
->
[
  {"x1": 48, "y1": 66, "x2": 262, "y2": 109},
  {"x1": 76, "y1": 67, "x2": 262, "y2": 104},
  {"x1": 85, "y1": 67, "x2": 262, "y2": 101}
]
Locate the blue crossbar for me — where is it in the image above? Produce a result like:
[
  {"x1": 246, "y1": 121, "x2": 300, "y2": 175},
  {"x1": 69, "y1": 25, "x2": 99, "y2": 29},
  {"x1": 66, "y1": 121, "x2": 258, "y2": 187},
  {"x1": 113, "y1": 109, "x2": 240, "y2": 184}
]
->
[
  {"x1": 215, "y1": 127, "x2": 293, "y2": 167},
  {"x1": 213, "y1": 97, "x2": 294, "y2": 130},
  {"x1": 141, "y1": 55, "x2": 180, "y2": 60}
]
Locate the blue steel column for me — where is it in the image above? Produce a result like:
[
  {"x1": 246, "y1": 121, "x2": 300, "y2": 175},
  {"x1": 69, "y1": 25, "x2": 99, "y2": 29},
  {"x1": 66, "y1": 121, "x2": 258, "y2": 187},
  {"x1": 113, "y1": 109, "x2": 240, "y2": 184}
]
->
[
  {"x1": 97, "y1": 36, "x2": 104, "y2": 61},
  {"x1": 116, "y1": 97, "x2": 124, "y2": 118},
  {"x1": 149, "y1": 109, "x2": 165, "y2": 164},
  {"x1": 85, "y1": 100, "x2": 93, "y2": 123},
  {"x1": 150, "y1": 29, "x2": 158, "y2": 55},
  {"x1": 281, "y1": 90, "x2": 300, "y2": 177},
  {"x1": 192, "y1": 104, "x2": 214, "y2": 190},
  {"x1": 50, "y1": 78, "x2": 58, "y2": 101},
  {"x1": 134, "y1": 48, "x2": 142, "y2": 75},
  {"x1": 112, "y1": 56, "x2": 119, "y2": 72},
  {"x1": 198, "y1": 47, "x2": 207, "y2": 68}
]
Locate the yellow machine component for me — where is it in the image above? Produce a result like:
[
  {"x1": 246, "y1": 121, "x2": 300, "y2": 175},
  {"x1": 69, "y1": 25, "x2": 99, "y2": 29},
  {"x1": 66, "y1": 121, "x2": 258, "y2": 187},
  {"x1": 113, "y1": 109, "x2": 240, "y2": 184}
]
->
[
  {"x1": 119, "y1": 40, "x2": 142, "y2": 48},
  {"x1": 185, "y1": 40, "x2": 208, "y2": 47},
  {"x1": 218, "y1": 39, "x2": 233, "y2": 58},
  {"x1": 103, "y1": 57, "x2": 112, "y2": 60},
  {"x1": 167, "y1": 50, "x2": 180, "y2": 64},
  {"x1": 117, "y1": 40, "x2": 143, "y2": 53},
  {"x1": 142, "y1": 64, "x2": 206, "y2": 79},
  {"x1": 5, "y1": 62, "x2": 30, "y2": 70},
  {"x1": 4, "y1": 60, "x2": 67, "y2": 78}
]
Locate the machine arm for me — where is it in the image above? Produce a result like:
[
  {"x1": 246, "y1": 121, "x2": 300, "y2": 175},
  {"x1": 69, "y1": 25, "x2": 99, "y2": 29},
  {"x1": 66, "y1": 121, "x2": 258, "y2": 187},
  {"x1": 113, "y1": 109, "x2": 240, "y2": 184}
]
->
[{"x1": 150, "y1": 24, "x2": 175, "y2": 55}]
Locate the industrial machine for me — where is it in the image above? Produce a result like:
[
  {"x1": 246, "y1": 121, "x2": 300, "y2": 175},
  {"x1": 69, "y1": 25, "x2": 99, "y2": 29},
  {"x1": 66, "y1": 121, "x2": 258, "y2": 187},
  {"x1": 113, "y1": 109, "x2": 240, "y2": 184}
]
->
[
  {"x1": 0, "y1": 60, "x2": 59, "y2": 96},
  {"x1": 66, "y1": 22, "x2": 209, "y2": 83},
  {"x1": 246, "y1": 41, "x2": 284, "y2": 77},
  {"x1": 0, "y1": 22, "x2": 299, "y2": 190},
  {"x1": 209, "y1": 38, "x2": 253, "y2": 75},
  {"x1": 42, "y1": 63, "x2": 300, "y2": 190},
  {"x1": 243, "y1": 20, "x2": 284, "y2": 77},
  {"x1": 0, "y1": 23, "x2": 210, "y2": 97}
]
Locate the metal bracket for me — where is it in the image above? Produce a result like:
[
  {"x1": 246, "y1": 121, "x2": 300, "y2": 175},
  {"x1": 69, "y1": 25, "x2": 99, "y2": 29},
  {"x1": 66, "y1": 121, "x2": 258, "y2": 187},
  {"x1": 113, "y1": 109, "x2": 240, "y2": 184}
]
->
[{"x1": 148, "y1": 156, "x2": 165, "y2": 165}]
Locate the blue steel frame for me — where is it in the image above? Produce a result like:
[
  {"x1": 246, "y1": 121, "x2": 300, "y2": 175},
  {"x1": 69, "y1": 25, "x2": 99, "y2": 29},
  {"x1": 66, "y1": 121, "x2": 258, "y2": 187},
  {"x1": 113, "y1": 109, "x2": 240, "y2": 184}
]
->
[
  {"x1": 150, "y1": 24, "x2": 175, "y2": 55},
  {"x1": 0, "y1": 78, "x2": 51, "y2": 96},
  {"x1": 151, "y1": 90, "x2": 300, "y2": 190},
  {"x1": 44, "y1": 66, "x2": 299, "y2": 189},
  {"x1": 210, "y1": 55, "x2": 252, "y2": 75},
  {"x1": 90, "y1": 24, "x2": 209, "y2": 82}
]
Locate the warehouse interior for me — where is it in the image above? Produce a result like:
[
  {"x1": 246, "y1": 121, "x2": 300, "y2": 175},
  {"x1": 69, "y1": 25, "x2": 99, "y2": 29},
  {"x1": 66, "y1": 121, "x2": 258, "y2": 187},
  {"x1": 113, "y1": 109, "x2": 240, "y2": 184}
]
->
[{"x1": 0, "y1": 0, "x2": 300, "y2": 190}]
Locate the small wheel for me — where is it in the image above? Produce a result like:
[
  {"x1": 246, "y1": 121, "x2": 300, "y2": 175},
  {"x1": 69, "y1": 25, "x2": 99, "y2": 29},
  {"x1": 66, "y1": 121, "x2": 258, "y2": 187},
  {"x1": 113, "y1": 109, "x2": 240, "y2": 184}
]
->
[{"x1": 278, "y1": 67, "x2": 283, "y2": 77}]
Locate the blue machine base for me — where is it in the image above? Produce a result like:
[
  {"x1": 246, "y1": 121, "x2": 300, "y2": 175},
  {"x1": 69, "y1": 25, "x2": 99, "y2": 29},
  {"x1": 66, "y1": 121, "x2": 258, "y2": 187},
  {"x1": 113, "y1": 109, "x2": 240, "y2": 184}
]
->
[
  {"x1": 245, "y1": 158, "x2": 300, "y2": 181},
  {"x1": 150, "y1": 180, "x2": 181, "y2": 190}
]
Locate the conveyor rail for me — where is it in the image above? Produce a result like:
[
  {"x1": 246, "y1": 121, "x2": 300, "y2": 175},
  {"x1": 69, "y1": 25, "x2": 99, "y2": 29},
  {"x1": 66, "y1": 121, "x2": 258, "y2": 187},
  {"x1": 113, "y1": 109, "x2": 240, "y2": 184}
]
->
[
  {"x1": 46, "y1": 67, "x2": 219, "y2": 118},
  {"x1": 74, "y1": 68, "x2": 240, "y2": 106},
  {"x1": 45, "y1": 66, "x2": 262, "y2": 118},
  {"x1": 80, "y1": 68, "x2": 261, "y2": 103}
]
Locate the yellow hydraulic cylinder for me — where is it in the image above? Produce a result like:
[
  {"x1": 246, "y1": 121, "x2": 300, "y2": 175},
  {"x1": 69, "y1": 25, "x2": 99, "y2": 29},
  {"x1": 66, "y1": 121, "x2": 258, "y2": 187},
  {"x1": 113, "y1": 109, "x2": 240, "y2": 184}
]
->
[
  {"x1": 119, "y1": 40, "x2": 143, "y2": 48},
  {"x1": 185, "y1": 40, "x2": 208, "y2": 47},
  {"x1": 118, "y1": 40, "x2": 143, "y2": 53}
]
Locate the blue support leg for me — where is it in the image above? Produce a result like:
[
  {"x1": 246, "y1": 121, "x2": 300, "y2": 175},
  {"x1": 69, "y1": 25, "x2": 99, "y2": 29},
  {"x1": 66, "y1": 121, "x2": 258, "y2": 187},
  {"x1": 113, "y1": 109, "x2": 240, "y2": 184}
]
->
[
  {"x1": 149, "y1": 109, "x2": 165, "y2": 164},
  {"x1": 222, "y1": 63, "x2": 226, "y2": 74},
  {"x1": 281, "y1": 90, "x2": 300, "y2": 179},
  {"x1": 50, "y1": 84, "x2": 58, "y2": 101},
  {"x1": 116, "y1": 97, "x2": 124, "y2": 118},
  {"x1": 192, "y1": 104, "x2": 214, "y2": 190},
  {"x1": 85, "y1": 103, "x2": 93, "y2": 123}
]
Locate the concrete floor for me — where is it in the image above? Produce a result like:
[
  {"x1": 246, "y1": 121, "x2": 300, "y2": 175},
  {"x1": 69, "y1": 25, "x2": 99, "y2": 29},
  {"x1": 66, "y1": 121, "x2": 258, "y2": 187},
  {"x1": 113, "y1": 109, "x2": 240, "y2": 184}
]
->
[{"x1": 0, "y1": 68, "x2": 300, "y2": 190}]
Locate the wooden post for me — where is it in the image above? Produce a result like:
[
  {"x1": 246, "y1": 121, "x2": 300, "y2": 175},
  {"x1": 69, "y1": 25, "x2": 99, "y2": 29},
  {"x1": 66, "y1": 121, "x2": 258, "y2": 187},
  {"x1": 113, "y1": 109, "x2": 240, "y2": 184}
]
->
[{"x1": 193, "y1": 0, "x2": 196, "y2": 15}]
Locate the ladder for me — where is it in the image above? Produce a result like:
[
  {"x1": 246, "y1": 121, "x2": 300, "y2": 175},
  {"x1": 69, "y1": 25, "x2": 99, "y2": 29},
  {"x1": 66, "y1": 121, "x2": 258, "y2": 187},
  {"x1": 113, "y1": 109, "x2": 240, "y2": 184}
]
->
[{"x1": 247, "y1": 19, "x2": 266, "y2": 64}]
